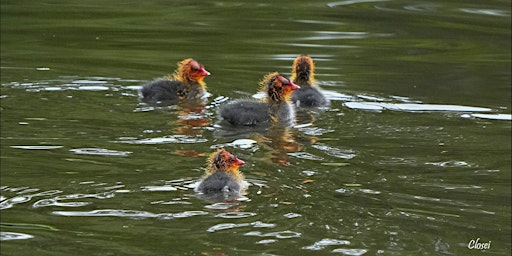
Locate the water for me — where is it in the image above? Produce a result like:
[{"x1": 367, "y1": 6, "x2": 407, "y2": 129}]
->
[{"x1": 1, "y1": 0, "x2": 510, "y2": 255}]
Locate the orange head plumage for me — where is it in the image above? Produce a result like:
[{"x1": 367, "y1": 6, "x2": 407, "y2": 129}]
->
[
  {"x1": 205, "y1": 148, "x2": 245, "y2": 182},
  {"x1": 259, "y1": 72, "x2": 300, "y2": 104},
  {"x1": 172, "y1": 58, "x2": 210, "y2": 88},
  {"x1": 290, "y1": 54, "x2": 315, "y2": 85}
]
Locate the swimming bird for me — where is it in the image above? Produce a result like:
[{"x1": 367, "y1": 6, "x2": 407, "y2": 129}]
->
[
  {"x1": 290, "y1": 55, "x2": 329, "y2": 107},
  {"x1": 141, "y1": 58, "x2": 210, "y2": 104},
  {"x1": 219, "y1": 72, "x2": 300, "y2": 127},
  {"x1": 196, "y1": 149, "x2": 246, "y2": 199}
]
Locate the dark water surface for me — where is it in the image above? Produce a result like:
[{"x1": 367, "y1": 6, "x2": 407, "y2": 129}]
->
[{"x1": 1, "y1": 0, "x2": 511, "y2": 255}]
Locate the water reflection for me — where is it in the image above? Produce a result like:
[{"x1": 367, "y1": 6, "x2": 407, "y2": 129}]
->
[
  {"x1": 10, "y1": 145, "x2": 63, "y2": 150},
  {"x1": 215, "y1": 211, "x2": 257, "y2": 219},
  {"x1": 52, "y1": 209, "x2": 209, "y2": 220},
  {"x1": 204, "y1": 202, "x2": 245, "y2": 210},
  {"x1": 252, "y1": 126, "x2": 304, "y2": 165},
  {"x1": 2, "y1": 74, "x2": 510, "y2": 255},
  {"x1": 0, "y1": 232, "x2": 34, "y2": 241},
  {"x1": 141, "y1": 185, "x2": 178, "y2": 192},
  {"x1": 69, "y1": 147, "x2": 132, "y2": 156},
  {"x1": 466, "y1": 113, "x2": 512, "y2": 121},
  {"x1": 174, "y1": 108, "x2": 210, "y2": 135},
  {"x1": 327, "y1": 0, "x2": 388, "y2": 8},
  {"x1": 312, "y1": 143, "x2": 357, "y2": 159},
  {"x1": 344, "y1": 102, "x2": 493, "y2": 112},
  {"x1": 212, "y1": 138, "x2": 258, "y2": 150},
  {"x1": 0, "y1": 187, "x2": 63, "y2": 210},
  {"x1": 3, "y1": 76, "x2": 141, "y2": 92},
  {"x1": 245, "y1": 230, "x2": 302, "y2": 239},
  {"x1": 302, "y1": 238, "x2": 351, "y2": 250},
  {"x1": 459, "y1": 8, "x2": 509, "y2": 17},
  {"x1": 207, "y1": 221, "x2": 275, "y2": 233},
  {"x1": 116, "y1": 134, "x2": 208, "y2": 144}
]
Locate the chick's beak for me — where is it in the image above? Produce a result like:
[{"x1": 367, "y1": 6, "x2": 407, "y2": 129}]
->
[
  {"x1": 289, "y1": 80, "x2": 300, "y2": 91},
  {"x1": 199, "y1": 66, "x2": 211, "y2": 76},
  {"x1": 234, "y1": 157, "x2": 245, "y2": 166}
]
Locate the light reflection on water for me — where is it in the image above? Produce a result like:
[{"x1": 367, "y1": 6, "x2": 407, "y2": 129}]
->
[
  {"x1": 0, "y1": 232, "x2": 35, "y2": 241},
  {"x1": 1, "y1": 73, "x2": 510, "y2": 254},
  {"x1": 52, "y1": 209, "x2": 209, "y2": 220}
]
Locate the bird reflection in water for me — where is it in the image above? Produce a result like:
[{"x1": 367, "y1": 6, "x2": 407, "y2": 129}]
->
[{"x1": 253, "y1": 126, "x2": 304, "y2": 166}]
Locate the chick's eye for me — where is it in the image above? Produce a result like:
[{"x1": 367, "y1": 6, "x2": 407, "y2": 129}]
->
[{"x1": 191, "y1": 65, "x2": 199, "y2": 72}]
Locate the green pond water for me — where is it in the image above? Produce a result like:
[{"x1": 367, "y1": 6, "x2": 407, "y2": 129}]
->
[{"x1": 1, "y1": 0, "x2": 511, "y2": 255}]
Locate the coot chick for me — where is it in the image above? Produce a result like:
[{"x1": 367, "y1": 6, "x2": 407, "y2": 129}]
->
[
  {"x1": 219, "y1": 72, "x2": 300, "y2": 127},
  {"x1": 196, "y1": 149, "x2": 246, "y2": 199},
  {"x1": 290, "y1": 55, "x2": 329, "y2": 107},
  {"x1": 141, "y1": 58, "x2": 210, "y2": 104}
]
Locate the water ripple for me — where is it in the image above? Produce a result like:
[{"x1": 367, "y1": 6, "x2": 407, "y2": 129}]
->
[
  {"x1": 459, "y1": 8, "x2": 509, "y2": 17},
  {"x1": 425, "y1": 160, "x2": 474, "y2": 168},
  {"x1": 302, "y1": 238, "x2": 351, "y2": 250},
  {"x1": 295, "y1": 19, "x2": 345, "y2": 26},
  {"x1": 297, "y1": 127, "x2": 335, "y2": 136},
  {"x1": 420, "y1": 183, "x2": 484, "y2": 191},
  {"x1": 151, "y1": 199, "x2": 192, "y2": 205},
  {"x1": 244, "y1": 230, "x2": 302, "y2": 239},
  {"x1": 312, "y1": 143, "x2": 357, "y2": 159},
  {"x1": 300, "y1": 31, "x2": 369, "y2": 40},
  {"x1": 215, "y1": 212, "x2": 257, "y2": 219},
  {"x1": 464, "y1": 113, "x2": 512, "y2": 121},
  {"x1": 0, "y1": 232, "x2": 34, "y2": 241},
  {"x1": 207, "y1": 221, "x2": 275, "y2": 232},
  {"x1": 327, "y1": 0, "x2": 387, "y2": 8},
  {"x1": 178, "y1": 112, "x2": 208, "y2": 121},
  {"x1": 0, "y1": 196, "x2": 32, "y2": 210},
  {"x1": 33, "y1": 200, "x2": 91, "y2": 208},
  {"x1": 211, "y1": 139, "x2": 258, "y2": 150},
  {"x1": 283, "y1": 212, "x2": 302, "y2": 219},
  {"x1": 141, "y1": 185, "x2": 178, "y2": 192},
  {"x1": 256, "y1": 239, "x2": 277, "y2": 244},
  {"x1": 33, "y1": 192, "x2": 115, "y2": 208},
  {"x1": 336, "y1": 187, "x2": 381, "y2": 195},
  {"x1": 403, "y1": 3, "x2": 441, "y2": 12},
  {"x1": 52, "y1": 209, "x2": 208, "y2": 219},
  {"x1": 3, "y1": 76, "x2": 142, "y2": 92},
  {"x1": 10, "y1": 145, "x2": 63, "y2": 150},
  {"x1": 115, "y1": 135, "x2": 207, "y2": 144},
  {"x1": 69, "y1": 148, "x2": 132, "y2": 156},
  {"x1": 287, "y1": 152, "x2": 324, "y2": 161},
  {"x1": 344, "y1": 102, "x2": 492, "y2": 112},
  {"x1": 331, "y1": 248, "x2": 368, "y2": 255},
  {"x1": 0, "y1": 189, "x2": 62, "y2": 210},
  {"x1": 286, "y1": 43, "x2": 357, "y2": 49},
  {"x1": 322, "y1": 89, "x2": 353, "y2": 101},
  {"x1": 459, "y1": 208, "x2": 495, "y2": 215},
  {"x1": 204, "y1": 202, "x2": 241, "y2": 210}
]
